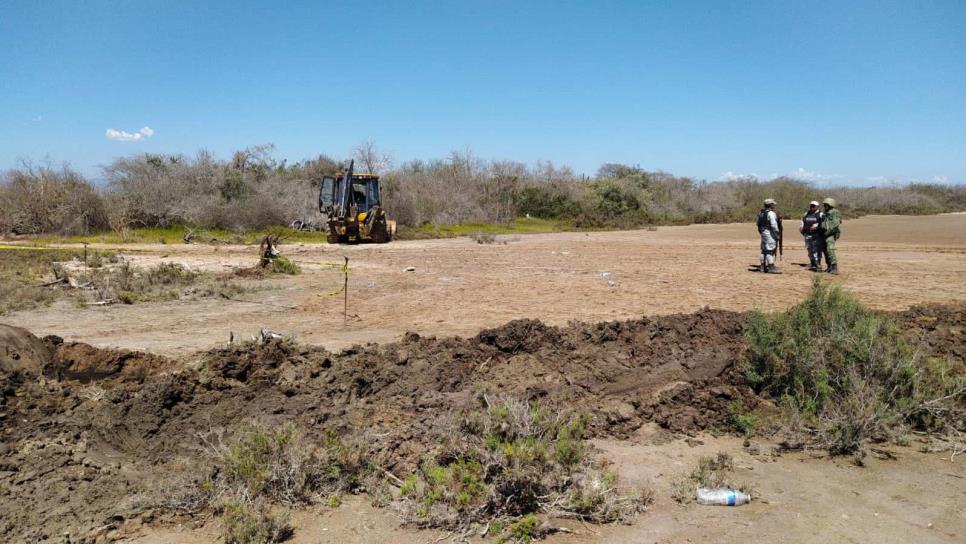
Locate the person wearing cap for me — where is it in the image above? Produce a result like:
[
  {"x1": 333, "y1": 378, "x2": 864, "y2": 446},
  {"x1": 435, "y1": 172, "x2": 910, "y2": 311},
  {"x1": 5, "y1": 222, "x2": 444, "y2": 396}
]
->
[
  {"x1": 756, "y1": 198, "x2": 782, "y2": 273},
  {"x1": 799, "y1": 201, "x2": 824, "y2": 271},
  {"x1": 820, "y1": 197, "x2": 842, "y2": 274}
]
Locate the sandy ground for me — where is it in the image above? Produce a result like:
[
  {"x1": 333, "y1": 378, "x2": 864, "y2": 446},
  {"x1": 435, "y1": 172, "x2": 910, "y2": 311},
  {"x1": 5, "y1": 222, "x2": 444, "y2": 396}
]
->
[
  {"x1": 4, "y1": 213, "x2": 965, "y2": 356},
  {"x1": 131, "y1": 430, "x2": 965, "y2": 544}
]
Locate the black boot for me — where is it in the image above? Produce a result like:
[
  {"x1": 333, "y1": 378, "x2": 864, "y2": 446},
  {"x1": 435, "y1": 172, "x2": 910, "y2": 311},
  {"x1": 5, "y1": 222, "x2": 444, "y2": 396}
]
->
[
  {"x1": 827, "y1": 263, "x2": 838, "y2": 275},
  {"x1": 767, "y1": 264, "x2": 782, "y2": 274},
  {"x1": 808, "y1": 260, "x2": 818, "y2": 271}
]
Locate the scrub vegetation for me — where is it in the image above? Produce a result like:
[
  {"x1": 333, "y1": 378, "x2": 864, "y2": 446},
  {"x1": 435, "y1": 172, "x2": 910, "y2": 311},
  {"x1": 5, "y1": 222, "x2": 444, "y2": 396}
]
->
[
  {"x1": 744, "y1": 278, "x2": 965, "y2": 454},
  {"x1": 2, "y1": 147, "x2": 964, "y2": 240},
  {"x1": 171, "y1": 399, "x2": 648, "y2": 543},
  {"x1": 395, "y1": 396, "x2": 649, "y2": 532},
  {"x1": 0, "y1": 246, "x2": 244, "y2": 313}
]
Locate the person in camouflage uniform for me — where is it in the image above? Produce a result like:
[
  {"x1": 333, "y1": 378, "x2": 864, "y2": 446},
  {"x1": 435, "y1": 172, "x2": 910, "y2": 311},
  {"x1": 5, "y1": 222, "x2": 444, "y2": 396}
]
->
[
  {"x1": 799, "y1": 200, "x2": 824, "y2": 271},
  {"x1": 820, "y1": 197, "x2": 842, "y2": 274},
  {"x1": 757, "y1": 198, "x2": 782, "y2": 274}
]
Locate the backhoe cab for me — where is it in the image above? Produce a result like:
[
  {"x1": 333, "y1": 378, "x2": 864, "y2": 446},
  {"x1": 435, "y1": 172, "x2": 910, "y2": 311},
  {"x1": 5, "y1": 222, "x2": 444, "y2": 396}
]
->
[{"x1": 319, "y1": 160, "x2": 395, "y2": 244}]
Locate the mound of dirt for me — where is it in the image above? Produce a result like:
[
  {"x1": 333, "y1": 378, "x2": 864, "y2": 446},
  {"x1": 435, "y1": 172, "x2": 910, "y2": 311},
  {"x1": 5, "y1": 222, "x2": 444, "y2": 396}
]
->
[
  {"x1": 1, "y1": 305, "x2": 964, "y2": 542},
  {"x1": 0, "y1": 324, "x2": 51, "y2": 376},
  {"x1": 49, "y1": 341, "x2": 171, "y2": 384},
  {"x1": 477, "y1": 318, "x2": 561, "y2": 353},
  {"x1": 896, "y1": 303, "x2": 966, "y2": 361}
]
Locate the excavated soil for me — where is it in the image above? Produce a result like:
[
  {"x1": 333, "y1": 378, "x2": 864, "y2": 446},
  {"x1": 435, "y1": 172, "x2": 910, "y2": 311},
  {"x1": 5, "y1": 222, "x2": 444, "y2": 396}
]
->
[{"x1": 0, "y1": 305, "x2": 963, "y2": 542}]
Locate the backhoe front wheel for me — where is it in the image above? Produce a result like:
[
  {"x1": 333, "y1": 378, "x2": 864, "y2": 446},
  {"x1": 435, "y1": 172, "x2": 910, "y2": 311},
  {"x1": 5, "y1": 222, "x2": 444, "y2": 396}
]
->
[{"x1": 369, "y1": 221, "x2": 390, "y2": 243}]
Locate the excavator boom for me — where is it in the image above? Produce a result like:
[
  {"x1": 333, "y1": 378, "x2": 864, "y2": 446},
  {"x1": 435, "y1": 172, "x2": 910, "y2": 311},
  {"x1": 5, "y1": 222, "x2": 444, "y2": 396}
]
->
[{"x1": 319, "y1": 159, "x2": 394, "y2": 244}]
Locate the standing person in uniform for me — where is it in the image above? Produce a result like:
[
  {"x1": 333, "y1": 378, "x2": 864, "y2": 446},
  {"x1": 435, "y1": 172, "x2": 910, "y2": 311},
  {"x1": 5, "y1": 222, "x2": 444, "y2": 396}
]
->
[
  {"x1": 820, "y1": 197, "x2": 842, "y2": 274},
  {"x1": 757, "y1": 198, "x2": 782, "y2": 274},
  {"x1": 799, "y1": 201, "x2": 824, "y2": 271}
]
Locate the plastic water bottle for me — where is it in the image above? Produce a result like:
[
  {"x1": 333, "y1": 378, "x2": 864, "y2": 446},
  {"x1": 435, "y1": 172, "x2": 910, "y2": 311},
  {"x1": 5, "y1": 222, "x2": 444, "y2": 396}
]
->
[{"x1": 696, "y1": 488, "x2": 751, "y2": 506}]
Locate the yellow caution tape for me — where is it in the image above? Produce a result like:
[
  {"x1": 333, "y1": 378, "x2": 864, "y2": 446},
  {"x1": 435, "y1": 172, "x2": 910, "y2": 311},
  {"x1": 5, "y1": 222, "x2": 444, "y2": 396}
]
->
[
  {"x1": 293, "y1": 260, "x2": 348, "y2": 271},
  {"x1": 0, "y1": 244, "x2": 64, "y2": 251},
  {"x1": 296, "y1": 259, "x2": 350, "y2": 297},
  {"x1": 0, "y1": 243, "x2": 147, "y2": 253}
]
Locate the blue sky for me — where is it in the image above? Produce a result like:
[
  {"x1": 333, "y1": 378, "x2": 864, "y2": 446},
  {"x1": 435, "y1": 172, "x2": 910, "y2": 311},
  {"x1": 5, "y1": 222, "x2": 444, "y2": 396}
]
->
[{"x1": 1, "y1": 0, "x2": 964, "y2": 184}]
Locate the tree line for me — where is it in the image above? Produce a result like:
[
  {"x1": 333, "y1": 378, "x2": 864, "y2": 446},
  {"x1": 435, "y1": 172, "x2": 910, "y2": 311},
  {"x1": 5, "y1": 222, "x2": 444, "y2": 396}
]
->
[{"x1": 2, "y1": 144, "x2": 964, "y2": 236}]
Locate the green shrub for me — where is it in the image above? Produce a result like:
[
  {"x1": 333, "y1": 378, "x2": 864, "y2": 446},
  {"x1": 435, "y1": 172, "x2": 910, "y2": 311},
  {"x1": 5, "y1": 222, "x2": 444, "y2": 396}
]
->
[
  {"x1": 514, "y1": 184, "x2": 579, "y2": 219},
  {"x1": 727, "y1": 400, "x2": 758, "y2": 436},
  {"x1": 267, "y1": 257, "x2": 300, "y2": 275},
  {"x1": 745, "y1": 278, "x2": 965, "y2": 453},
  {"x1": 411, "y1": 459, "x2": 487, "y2": 515},
  {"x1": 504, "y1": 513, "x2": 540, "y2": 544},
  {"x1": 578, "y1": 175, "x2": 652, "y2": 226}
]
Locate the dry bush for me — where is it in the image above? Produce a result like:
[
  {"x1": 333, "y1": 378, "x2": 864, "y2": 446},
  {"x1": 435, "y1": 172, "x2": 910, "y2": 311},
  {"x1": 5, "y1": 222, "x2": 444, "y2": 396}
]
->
[
  {"x1": 382, "y1": 154, "x2": 579, "y2": 227},
  {"x1": 0, "y1": 161, "x2": 108, "y2": 235},
  {"x1": 89, "y1": 261, "x2": 195, "y2": 303},
  {"x1": 197, "y1": 424, "x2": 369, "y2": 508},
  {"x1": 470, "y1": 231, "x2": 498, "y2": 244},
  {"x1": 8, "y1": 148, "x2": 964, "y2": 236},
  {"x1": 670, "y1": 452, "x2": 752, "y2": 504},
  {"x1": 102, "y1": 146, "x2": 338, "y2": 232},
  {"x1": 395, "y1": 395, "x2": 649, "y2": 532},
  {"x1": 222, "y1": 500, "x2": 292, "y2": 544},
  {"x1": 0, "y1": 247, "x2": 118, "y2": 314},
  {"x1": 159, "y1": 423, "x2": 370, "y2": 543},
  {"x1": 50, "y1": 260, "x2": 245, "y2": 305},
  {"x1": 353, "y1": 140, "x2": 391, "y2": 174}
]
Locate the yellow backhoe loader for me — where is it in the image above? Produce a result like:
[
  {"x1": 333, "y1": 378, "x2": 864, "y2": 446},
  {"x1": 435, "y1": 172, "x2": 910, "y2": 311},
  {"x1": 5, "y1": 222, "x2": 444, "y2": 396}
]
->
[{"x1": 319, "y1": 160, "x2": 395, "y2": 244}]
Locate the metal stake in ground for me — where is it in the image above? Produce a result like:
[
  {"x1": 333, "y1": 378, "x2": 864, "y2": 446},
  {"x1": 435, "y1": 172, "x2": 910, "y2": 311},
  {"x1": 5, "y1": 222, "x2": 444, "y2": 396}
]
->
[
  {"x1": 343, "y1": 256, "x2": 349, "y2": 324},
  {"x1": 83, "y1": 242, "x2": 89, "y2": 270}
]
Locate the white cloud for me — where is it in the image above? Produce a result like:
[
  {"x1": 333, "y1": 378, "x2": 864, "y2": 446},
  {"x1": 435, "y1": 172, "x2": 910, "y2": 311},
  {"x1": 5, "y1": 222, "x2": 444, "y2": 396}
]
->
[
  {"x1": 105, "y1": 126, "x2": 154, "y2": 142},
  {"x1": 32, "y1": 115, "x2": 43, "y2": 123},
  {"x1": 787, "y1": 167, "x2": 842, "y2": 182},
  {"x1": 721, "y1": 168, "x2": 844, "y2": 183},
  {"x1": 933, "y1": 175, "x2": 948, "y2": 183},
  {"x1": 721, "y1": 171, "x2": 760, "y2": 181}
]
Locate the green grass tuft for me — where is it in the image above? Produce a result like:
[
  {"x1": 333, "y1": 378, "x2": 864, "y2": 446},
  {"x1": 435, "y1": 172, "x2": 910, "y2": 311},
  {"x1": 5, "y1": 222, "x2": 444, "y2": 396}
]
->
[
  {"x1": 727, "y1": 400, "x2": 758, "y2": 436},
  {"x1": 266, "y1": 256, "x2": 300, "y2": 275}
]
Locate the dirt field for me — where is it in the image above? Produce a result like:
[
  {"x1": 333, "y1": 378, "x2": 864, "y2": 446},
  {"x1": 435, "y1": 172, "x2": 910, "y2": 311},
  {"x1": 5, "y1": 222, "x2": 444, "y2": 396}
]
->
[
  {"x1": 1, "y1": 214, "x2": 964, "y2": 543},
  {"x1": 5, "y1": 213, "x2": 966, "y2": 356}
]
